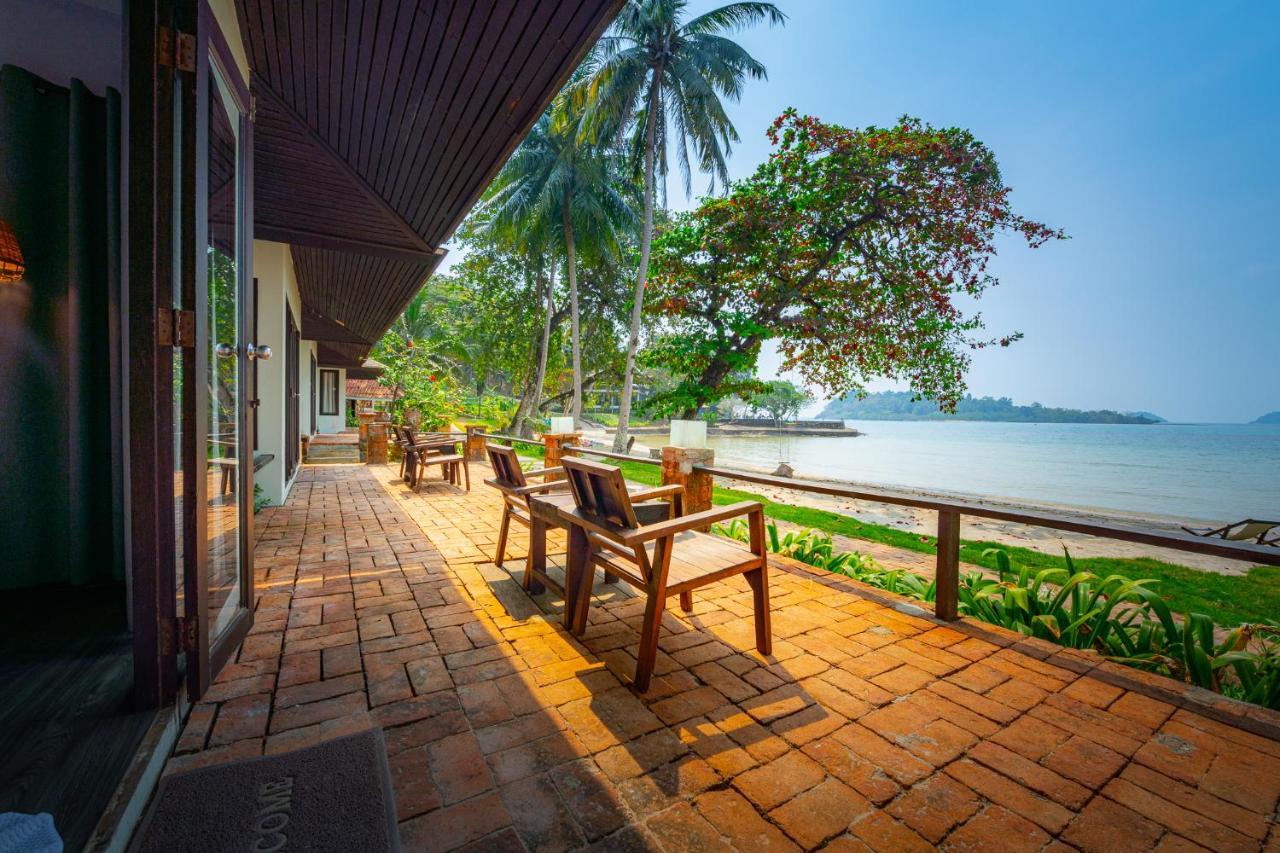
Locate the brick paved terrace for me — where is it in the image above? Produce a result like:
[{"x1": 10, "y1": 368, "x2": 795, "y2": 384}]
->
[{"x1": 168, "y1": 462, "x2": 1280, "y2": 852}]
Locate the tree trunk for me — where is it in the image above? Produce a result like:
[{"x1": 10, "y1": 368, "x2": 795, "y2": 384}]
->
[
  {"x1": 528, "y1": 262, "x2": 555, "y2": 434},
  {"x1": 506, "y1": 263, "x2": 556, "y2": 438},
  {"x1": 613, "y1": 72, "x2": 661, "y2": 453},
  {"x1": 564, "y1": 192, "x2": 583, "y2": 428}
]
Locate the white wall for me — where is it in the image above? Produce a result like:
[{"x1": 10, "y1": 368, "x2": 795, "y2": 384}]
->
[
  {"x1": 317, "y1": 367, "x2": 347, "y2": 434},
  {"x1": 251, "y1": 240, "x2": 305, "y2": 506}
]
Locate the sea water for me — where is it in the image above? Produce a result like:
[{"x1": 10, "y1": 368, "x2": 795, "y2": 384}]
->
[{"x1": 703, "y1": 421, "x2": 1280, "y2": 524}]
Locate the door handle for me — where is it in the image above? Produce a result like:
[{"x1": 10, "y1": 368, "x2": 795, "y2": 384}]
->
[
  {"x1": 214, "y1": 342, "x2": 235, "y2": 358},
  {"x1": 247, "y1": 343, "x2": 272, "y2": 361}
]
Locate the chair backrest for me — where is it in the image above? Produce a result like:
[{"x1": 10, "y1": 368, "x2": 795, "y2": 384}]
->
[
  {"x1": 561, "y1": 456, "x2": 639, "y2": 531},
  {"x1": 486, "y1": 445, "x2": 527, "y2": 489}
]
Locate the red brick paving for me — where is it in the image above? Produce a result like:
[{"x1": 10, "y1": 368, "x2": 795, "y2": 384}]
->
[{"x1": 166, "y1": 463, "x2": 1280, "y2": 851}]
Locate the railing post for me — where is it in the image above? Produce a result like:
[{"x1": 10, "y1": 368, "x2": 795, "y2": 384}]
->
[
  {"x1": 935, "y1": 509, "x2": 960, "y2": 621},
  {"x1": 662, "y1": 445, "x2": 715, "y2": 521},
  {"x1": 542, "y1": 431, "x2": 579, "y2": 481},
  {"x1": 465, "y1": 424, "x2": 486, "y2": 462}
]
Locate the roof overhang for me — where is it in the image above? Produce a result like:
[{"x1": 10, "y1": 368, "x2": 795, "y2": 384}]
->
[{"x1": 238, "y1": 0, "x2": 624, "y2": 358}]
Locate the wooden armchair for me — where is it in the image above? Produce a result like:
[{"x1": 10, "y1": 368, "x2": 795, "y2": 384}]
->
[
  {"x1": 484, "y1": 445, "x2": 683, "y2": 607},
  {"x1": 408, "y1": 432, "x2": 468, "y2": 491},
  {"x1": 559, "y1": 456, "x2": 770, "y2": 693}
]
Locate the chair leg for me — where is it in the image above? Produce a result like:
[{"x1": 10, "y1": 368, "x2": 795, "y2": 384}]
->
[
  {"x1": 633, "y1": 588, "x2": 666, "y2": 693},
  {"x1": 524, "y1": 516, "x2": 546, "y2": 595},
  {"x1": 679, "y1": 591, "x2": 693, "y2": 613},
  {"x1": 746, "y1": 562, "x2": 772, "y2": 656},
  {"x1": 495, "y1": 505, "x2": 511, "y2": 567},
  {"x1": 462, "y1": 458, "x2": 470, "y2": 491}
]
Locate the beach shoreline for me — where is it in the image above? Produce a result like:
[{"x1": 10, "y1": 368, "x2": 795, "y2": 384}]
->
[{"x1": 598, "y1": 434, "x2": 1262, "y2": 576}]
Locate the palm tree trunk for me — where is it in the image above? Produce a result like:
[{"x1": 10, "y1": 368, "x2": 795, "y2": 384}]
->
[
  {"x1": 529, "y1": 261, "x2": 555, "y2": 433},
  {"x1": 564, "y1": 192, "x2": 583, "y2": 428},
  {"x1": 612, "y1": 74, "x2": 661, "y2": 453}
]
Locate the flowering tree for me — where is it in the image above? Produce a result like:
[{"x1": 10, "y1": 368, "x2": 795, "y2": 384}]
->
[
  {"x1": 644, "y1": 109, "x2": 1064, "y2": 418},
  {"x1": 377, "y1": 332, "x2": 463, "y2": 429}
]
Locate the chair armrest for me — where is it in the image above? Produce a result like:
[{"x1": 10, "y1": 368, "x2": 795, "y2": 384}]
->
[
  {"x1": 630, "y1": 484, "x2": 683, "y2": 503},
  {"x1": 526, "y1": 467, "x2": 564, "y2": 480},
  {"x1": 512, "y1": 481, "x2": 568, "y2": 496},
  {"x1": 622, "y1": 501, "x2": 763, "y2": 545}
]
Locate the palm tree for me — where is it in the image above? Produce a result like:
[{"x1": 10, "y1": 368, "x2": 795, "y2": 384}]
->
[
  {"x1": 481, "y1": 99, "x2": 635, "y2": 427},
  {"x1": 579, "y1": 0, "x2": 784, "y2": 452}
]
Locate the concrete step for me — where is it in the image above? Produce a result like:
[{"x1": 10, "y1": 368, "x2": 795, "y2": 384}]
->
[{"x1": 306, "y1": 444, "x2": 360, "y2": 463}]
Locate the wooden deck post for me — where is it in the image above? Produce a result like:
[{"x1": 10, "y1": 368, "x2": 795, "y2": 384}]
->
[
  {"x1": 935, "y1": 509, "x2": 961, "y2": 621},
  {"x1": 465, "y1": 424, "x2": 486, "y2": 462},
  {"x1": 542, "y1": 432, "x2": 579, "y2": 481},
  {"x1": 661, "y1": 446, "x2": 715, "y2": 523}
]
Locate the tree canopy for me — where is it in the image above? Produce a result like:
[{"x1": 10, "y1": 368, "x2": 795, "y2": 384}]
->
[
  {"x1": 643, "y1": 109, "x2": 1064, "y2": 418},
  {"x1": 746, "y1": 379, "x2": 811, "y2": 422}
]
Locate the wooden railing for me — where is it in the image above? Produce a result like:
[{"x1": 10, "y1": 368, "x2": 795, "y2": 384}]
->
[{"x1": 477, "y1": 436, "x2": 1280, "y2": 621}]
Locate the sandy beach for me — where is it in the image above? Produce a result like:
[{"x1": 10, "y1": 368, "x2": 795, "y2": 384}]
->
[{"x1": 602, "y1": 434, "x2": 1263, "y2": 577}]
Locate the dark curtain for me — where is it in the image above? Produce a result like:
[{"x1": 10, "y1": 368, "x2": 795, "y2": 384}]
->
[{"x1": 0, "y1": 65, "x2": 123, "y2": 589}]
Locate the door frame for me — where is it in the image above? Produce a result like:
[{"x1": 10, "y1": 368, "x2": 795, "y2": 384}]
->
[
  {"x1": 128, "y1": 0, "x2": 190, "y2": 709},
  {"x1": 190, "y1": 0, "x2": 256, "y2": 697},
  {"x1": 285, "y1": 305, "x2": 300, "y2": 479}
]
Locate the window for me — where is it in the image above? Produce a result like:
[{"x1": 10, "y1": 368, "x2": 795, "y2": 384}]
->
[{"x1": 319, "y1": 369, "x2": 339, "y2": 416}]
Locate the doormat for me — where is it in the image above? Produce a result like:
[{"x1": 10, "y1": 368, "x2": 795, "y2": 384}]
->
[{"x1": 132, "y1": 728, "x2": 399, "y2": 852}]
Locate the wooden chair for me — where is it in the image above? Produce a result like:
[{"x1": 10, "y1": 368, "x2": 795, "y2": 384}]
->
[
  {"x1": 400, "y1": 429, "x2": 468, "y2": 490},
  {"x1": 390, "y1": 424, "x2": 412, "y2": 480},
  {"x1": 559, "y1": 456, "x2": 770, "y2": 693},
  {"x1": 484, "y1": 445, "x2": 683, "y2": 605},
  {"x1": 406, "y1": 431, "x2": 469, "y2": 491}
]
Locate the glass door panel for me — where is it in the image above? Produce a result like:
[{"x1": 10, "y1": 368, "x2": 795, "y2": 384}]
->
[{"x1": 205, "y1": 61, "x2": 245, "y2": 643}]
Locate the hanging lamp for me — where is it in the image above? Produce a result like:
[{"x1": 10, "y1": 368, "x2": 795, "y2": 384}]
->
[{"x1": 0, "y1": 219, "x2": 25, "y2": 282}]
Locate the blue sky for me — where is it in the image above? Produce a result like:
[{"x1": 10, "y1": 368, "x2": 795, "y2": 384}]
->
[
  {"x1": 442, "y1": 1, "x2": 1280, "y2": 423},
  {"x1": 670, "y1": 0, "x2": 1280, "y2": 423}
]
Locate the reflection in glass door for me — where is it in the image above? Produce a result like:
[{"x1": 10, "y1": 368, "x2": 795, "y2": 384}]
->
[{"x1": 205, "y1": 61, "x2": 244, "y2": 643}]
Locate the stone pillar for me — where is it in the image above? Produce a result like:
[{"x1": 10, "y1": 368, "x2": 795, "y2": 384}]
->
[
  {"x1": 366, "y1": 422, "x2": 388, "y2": 465},
  {"x1": 542, "y1": 432, "x2": 579, "y2": 481},
  {"x1": 465, "y1": 424, "x2": 486, "y2": 462},
  {"x1": 357, "y1": 410, "x2": 376, "y2": 462},
  {"x1": 661, "y1": 445, "x2": 715, "y2": 520}
]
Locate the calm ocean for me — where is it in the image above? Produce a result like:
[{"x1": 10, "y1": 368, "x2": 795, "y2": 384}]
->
[{"x1": 702, "y1": 421, "x2": 1280, "y2": 524}]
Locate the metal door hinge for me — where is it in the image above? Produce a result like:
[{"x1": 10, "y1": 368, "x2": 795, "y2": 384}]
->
[
  {"x1": 161, "y1": 616, "x2": 199, "y2": 655},
  {"x1": 158, "y1": 308, "x2": 196, "y2": 348},
  {"x1": 157, "y1": 26, "x2": 196, "y2": 73}
]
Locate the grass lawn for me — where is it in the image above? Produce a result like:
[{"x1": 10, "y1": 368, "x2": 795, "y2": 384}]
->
[{"x1": 602, "y1": 457, "x2": 1277, "y2": 627}]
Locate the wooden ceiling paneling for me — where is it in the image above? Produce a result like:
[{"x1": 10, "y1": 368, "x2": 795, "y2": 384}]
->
[{"x1": 239, "y1": 0, "x2": 623, "y2": 358}]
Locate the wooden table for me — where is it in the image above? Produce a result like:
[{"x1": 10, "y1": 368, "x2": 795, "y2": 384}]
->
[
  {"x1": 526, "y1": 491, "x2": 670, "y2": 635},
  {"x1": 526, "y1": 492, "x2": 594, "y2": 634}
]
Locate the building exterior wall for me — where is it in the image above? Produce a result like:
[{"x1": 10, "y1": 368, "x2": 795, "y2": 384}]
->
[
  {"x1": 250, "y1": 240, "x2": 303, "y2": 507},
  {"x1": 317, "y1": 367, "x2": 348, "y2": 434}
]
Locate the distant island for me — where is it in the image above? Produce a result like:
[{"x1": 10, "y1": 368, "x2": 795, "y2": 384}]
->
[
  {"x1": 819, "y1": 391, "x2": 1162, "y2": 424},
  {"x1": 1255, "y1": 411, "x2": 1280, "y2": 424}
]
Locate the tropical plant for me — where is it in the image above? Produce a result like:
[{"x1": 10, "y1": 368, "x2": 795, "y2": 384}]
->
[
  {"x1": 578, "y1": 0, "x2": 786, "y2": 451},
  {"x1": 645, "y1": 110, "x2": 1065, "y2": 417},
  {"x1": 377, "y1": 332, "x2": 463, "y2": 429},
  {"x1": 480, "y1": 96, "x2": 636, "y2": 427},
  {"x1": 962, "y1": 549, "x2": 1159, "y2": 651}
]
